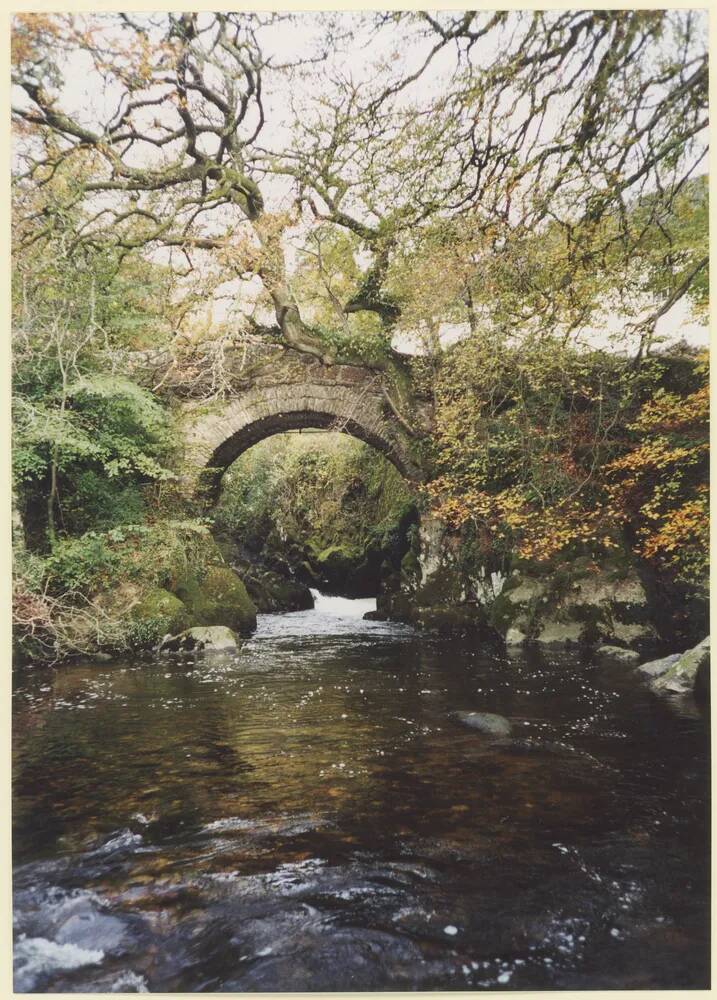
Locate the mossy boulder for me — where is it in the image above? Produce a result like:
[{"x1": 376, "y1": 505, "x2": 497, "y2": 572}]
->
[
  {"x1": 486, "y1": 556, "x2": 657, "y2": 649},
  {"x1": 597, "y1": 644, "x2": 641, "y2": 665},
  {"x1": 242, "y1": 567, "x2": 314, "y2": 613},
  {"x1": 652, "y1": 636, "x2": 710, "y2": 696},
  {"x1": 132, "y1": 588, "x2": 189, "y2": 635},
  {"x1": 315, "y1": 543, "x2": 357, "y2": 570},
  {"x1": 534, "y1": 619, "x2": 584, "y2": 646},
  {"x1": 637, "y1": 653, "x2": 681, "y2": 680},
  {"x1": 177, "y1": 565, "x2": 257, "y2": 636}
]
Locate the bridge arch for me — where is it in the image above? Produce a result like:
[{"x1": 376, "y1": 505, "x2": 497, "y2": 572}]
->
[{"x1": 183, "y1": 378, "x2": 421, "y2": 498}]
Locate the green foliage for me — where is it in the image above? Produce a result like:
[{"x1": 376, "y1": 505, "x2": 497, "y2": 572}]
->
[
  {"x1": 60, "y1": 473, "x2": 146, "y2": 535},
  {"x1": 311, "y1": 322, "x2": 392, "y2": 366},
  {"x1": 45, "y1": 533, "x2": 121, "y2": 594},
  {"x1": 12, "y1": 214, "x2": 179, "y2": 547},
  {"x1": 123, "y1": 617, "x2": 169, "y2": 651},
  {"x1": 15, "y1": 376, "x2": 174, "y2": 486},
  {"x1": 215, "y1": 433, "x2": 416, "y2": 593},
  {"x1": 66, "y1": 375, "x2": 175, "y2": 479},
  {"x1": 216, "y1": 433, "x2": 413, "y2": 554}
]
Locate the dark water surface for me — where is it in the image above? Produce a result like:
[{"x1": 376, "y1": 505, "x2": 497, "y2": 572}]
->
[{"x1": 13, "y1": 594, "x2": 710, "y2": 992}]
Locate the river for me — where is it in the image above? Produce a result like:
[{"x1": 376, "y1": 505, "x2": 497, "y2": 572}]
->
[{"x1": 12, "y1": 592, "x2": 709, "y2": 992}]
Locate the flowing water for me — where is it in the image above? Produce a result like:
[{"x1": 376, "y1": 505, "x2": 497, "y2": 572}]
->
[{"x1": 13, "y1": 593, "x2": 710, "y2": 992}]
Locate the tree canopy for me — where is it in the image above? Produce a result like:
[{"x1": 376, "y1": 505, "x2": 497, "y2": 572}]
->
[{"x1": 12, "y1": 10, "x2": 708, "y2": 370}]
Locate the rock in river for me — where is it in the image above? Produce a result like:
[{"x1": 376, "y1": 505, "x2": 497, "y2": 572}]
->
[
  {"x1": 651, "y1": 636, "x2": 710, "y2": 696},
  {"x1": 160, "y1": 626, "x2": 239, "y2": 655},
  {"x1": 454, "y1": 711, "x2": 512, "y2": 737},
  {"x1": 596, "y1": 645, "x2": 641, "y2": 666},
  {"x1": 637, "y1": 653, "x2": 681, "y2": 680}
]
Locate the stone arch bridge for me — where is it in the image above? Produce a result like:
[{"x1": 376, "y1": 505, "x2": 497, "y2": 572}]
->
[{"x1": 178, "y1": 343, "x2": 422, "y2": 497}]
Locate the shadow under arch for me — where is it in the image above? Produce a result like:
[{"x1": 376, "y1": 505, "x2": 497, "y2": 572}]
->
[
  {"x1": 209, "y1": 410, "x2": 414, "y2": 483},
  {"x1": 187, "y1": 384, "x2": 422, "y2": 502}
]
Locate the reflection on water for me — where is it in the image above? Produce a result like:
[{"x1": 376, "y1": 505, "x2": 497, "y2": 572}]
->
[{"x1": 12, "y1": 595, "x2": 709, "y2": 992}]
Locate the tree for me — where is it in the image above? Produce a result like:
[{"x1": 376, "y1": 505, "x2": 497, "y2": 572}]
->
[
  {"x1": 12, "y1": 208, "x2": 176, "y2": 547},
  {"x1": 12, "y1": 10, "x2": 707, "y2": 381},
  {"x1": 11, "y1": 10, "x2": 709, "y2": 577}
]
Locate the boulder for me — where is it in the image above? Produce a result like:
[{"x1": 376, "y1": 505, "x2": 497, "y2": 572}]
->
[
  {"x1": 534, "y1": 620, "x2": 583, "y2": 646},
  {"x1": 637, "y1": 653, "x2": 681, "y2": 680},
  {"x1": 488, "y1": 555, "x2": 656, "y2": 649},
  {"x1": 161, "y1": 626, "x2": 239, "y2": 655},
  {"x1": 597, "y1": 644, "x2": 641, "y2": 665},
  {"x1": 242, "y1": 568, "x2": 314, "y2": 613},
  {"x1": 504, "y1": 579, "x2": 548, "y2": 605},
  {"x1": 652, "y1": 636, "x2": 710, "y2": 696},
  {"x1": 505, "y1": 626, "x2": 527, "y2": 646},
  {"x1": 609, "y1": 620, "x2": 658, "y2": 647},
  {"x1": 453, "y1": 711, "x2": 512, "y2": 737},
  {"x1": 178, "y1": 565, "x2": 257, "y2": 635},
  {"x1": 132, "y1": 588, "x2": 189, "y2": 635}
]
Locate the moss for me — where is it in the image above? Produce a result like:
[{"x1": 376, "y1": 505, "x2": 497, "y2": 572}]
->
[
  {"x1": 177, "y1": 565, "x2": 257, "y2": 635},
  {"x1": 417, "y1": 605, "x2": 485, "y2": 632},
  {"x1": 415, "y1": 565, "x2": 463, "y2": 606},
  {"x1": 132, "y1": 588, "x2": 189, "y2": 634},
  {"x1": 400, "y1": 548, "x2": 421, "y2": 586},
  {"x1": 489, "y1": 591, "x2": 524, "y2": 633},
  {"x1": 243, "y1": 569, "x2": 314, "y2": 613},
  {"x1": 315, "y1": 543, "x2": 361, "y2": 572}
]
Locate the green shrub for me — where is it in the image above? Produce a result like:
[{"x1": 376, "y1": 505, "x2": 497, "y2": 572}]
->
[
  {"x1": 124, "y1": 617, "x2": 171, "y2": 650},
  {"x1": 45, "y1": 534, "x2": 120, "y2": 594}
]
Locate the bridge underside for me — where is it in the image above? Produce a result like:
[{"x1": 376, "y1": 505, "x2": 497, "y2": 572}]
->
[
  {"x1": 209, "y1": 410, "x2": 412, "y2": 477},
  {"x1": 183, "y1": 379, "x2": 421, "y2": 500}
]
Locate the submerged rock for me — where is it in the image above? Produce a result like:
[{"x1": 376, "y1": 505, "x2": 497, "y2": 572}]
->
[
  {"x1": 453, "y1": 711, "x2": 512, "y2": 737},
  {"x1": 596, "y1": 645, "x2": 641, "y2": 665}
]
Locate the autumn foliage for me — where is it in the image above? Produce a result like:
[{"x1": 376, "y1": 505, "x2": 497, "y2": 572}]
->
[{"x1": 425, "y1": 340, "x2": 708, "y2": 592}]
